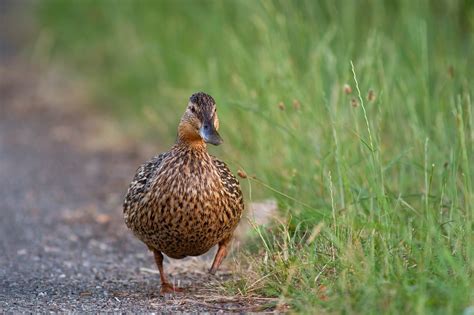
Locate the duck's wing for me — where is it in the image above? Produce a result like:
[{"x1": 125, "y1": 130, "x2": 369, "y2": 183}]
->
[
  {"x1": 123, "y1": 153, "x2": 168, "y2": 213},
  {"x1": 212, "y1": 157, "x2": 244, "y2": 211}
]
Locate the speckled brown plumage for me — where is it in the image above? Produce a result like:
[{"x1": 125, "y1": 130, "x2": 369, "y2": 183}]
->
[{"x1": 123, "y1": 92, "x2": 244, "y2": 293}]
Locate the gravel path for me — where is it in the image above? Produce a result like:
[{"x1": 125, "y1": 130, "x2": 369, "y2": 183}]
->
[{"x1": 0, "y1": 60, "x2": 275, "y2": 312}]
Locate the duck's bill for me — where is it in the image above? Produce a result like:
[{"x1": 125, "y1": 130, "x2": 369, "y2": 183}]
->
[{"x1": 200, "y1": 125, "x2": 223, "y2": 145}]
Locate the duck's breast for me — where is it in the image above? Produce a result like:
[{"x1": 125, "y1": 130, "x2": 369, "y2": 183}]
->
[{"x1": 141, "y1": 155, "x2": 240, "y2": 257}]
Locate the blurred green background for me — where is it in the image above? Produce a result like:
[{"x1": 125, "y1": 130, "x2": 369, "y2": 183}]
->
[{"x1": 35, "y1": 0, "x2": 473, "y2": 313}]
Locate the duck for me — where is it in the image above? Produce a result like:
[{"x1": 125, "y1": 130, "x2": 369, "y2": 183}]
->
[{"x1": 123, "y1": 92, "x2": 244, "y2": 294}]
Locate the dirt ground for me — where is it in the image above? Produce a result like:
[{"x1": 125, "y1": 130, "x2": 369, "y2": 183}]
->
[{"x1": 0, "y1": 58, "x2": 280, "y2": 312}]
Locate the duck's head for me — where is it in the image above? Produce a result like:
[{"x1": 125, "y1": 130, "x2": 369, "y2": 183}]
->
[{"x1": 178, "y1": 92, "x2": 223, "y2": 146}]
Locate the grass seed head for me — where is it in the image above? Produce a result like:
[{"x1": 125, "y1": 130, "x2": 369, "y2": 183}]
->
[
  {"x1": 237, "y1": 169, "x2": 247, "y2": 178},
  {"x1": 343, "y1": 84, "x2": 352, "y2": 94},
  {"x1": 448, "y1": 66, "x2": 454, "y2": 78},
  {"x1": 351, "y1": 98, "x2": 359, "y2": 107},
  {"x1": 278, "y1": 102, "x2": 286, "y2": 111},
  {"x1": 292, "y1": 99, "x2": 301, "y2": 110},
  {"x1": 367, "y1": 89, "x2": 376, "y2": 102}
]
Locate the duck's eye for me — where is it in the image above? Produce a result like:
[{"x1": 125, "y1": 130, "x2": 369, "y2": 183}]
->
[{"x1": 190, "y1": 106, "x2": 196, "y2": 113}]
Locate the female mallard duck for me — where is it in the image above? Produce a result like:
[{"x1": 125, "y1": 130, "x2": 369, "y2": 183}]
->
[{"x1": 123, "y1": 92, "x2": 244, "y2": 294}]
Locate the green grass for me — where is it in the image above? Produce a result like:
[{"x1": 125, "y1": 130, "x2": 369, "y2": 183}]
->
[{"x1": 35, "y1": 0, "x2": 474, "y2": 313}]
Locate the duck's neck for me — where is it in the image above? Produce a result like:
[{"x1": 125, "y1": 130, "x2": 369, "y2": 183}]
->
[
  {"x1": 175, "y1": 137, "x2": 207, "y2": 152},
  {"x1": 176, "y1": 120, "x2": 208, "y2": 152}
]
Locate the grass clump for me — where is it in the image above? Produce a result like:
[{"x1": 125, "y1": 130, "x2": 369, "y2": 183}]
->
[{"x1": 36, "y1": 0, "x2": 474, "y2": 313}]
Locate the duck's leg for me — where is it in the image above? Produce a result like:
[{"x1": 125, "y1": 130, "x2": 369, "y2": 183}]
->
[
  {"x1": 152, "y1": 250, "x2": 183, "y2": 294},
  {"x1": 209, "y1": 236, "x2": 231, "y2": 274}
]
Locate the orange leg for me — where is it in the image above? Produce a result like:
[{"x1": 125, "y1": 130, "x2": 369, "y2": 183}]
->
[
  {"x1": 209, "y1": 237, "x2": 231, "y2": 275},
  {"x1": 153, "y1": 250, "x2": 183, "y2": 294}
]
